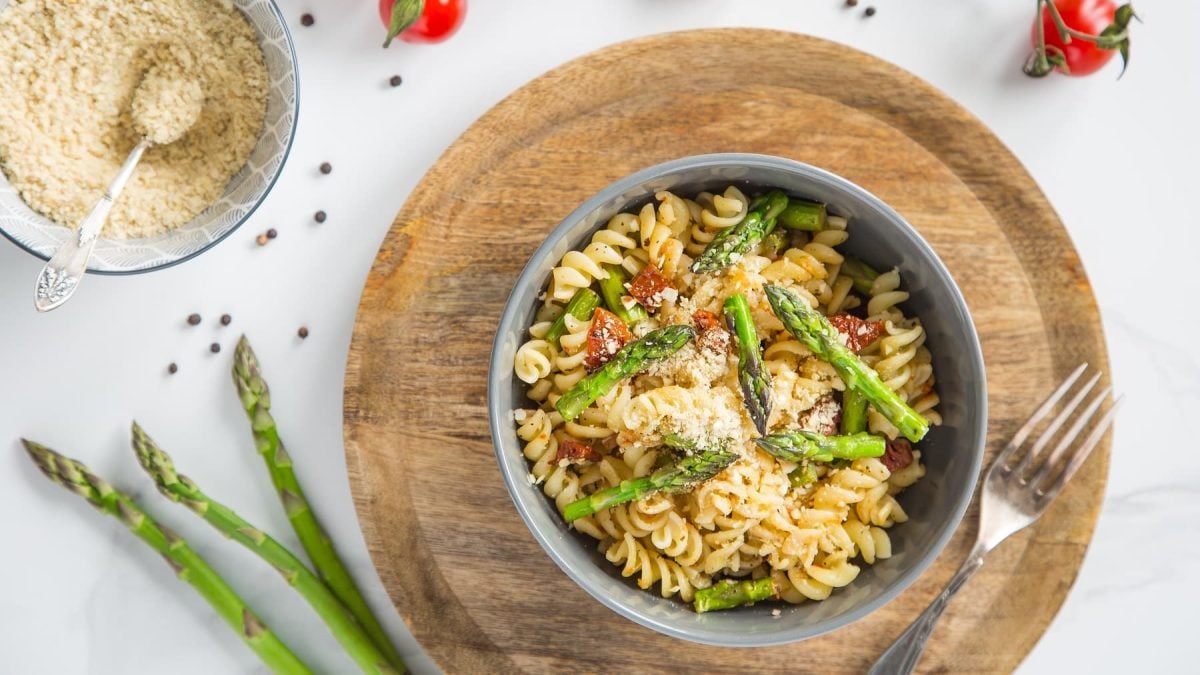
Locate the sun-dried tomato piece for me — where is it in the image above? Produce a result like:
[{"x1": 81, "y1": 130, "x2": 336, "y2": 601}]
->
[
  {"x1": 554, "y1": 437, "x2": 602, "y2": 464},
  {"x1": 626, "y1": 264, "x2": 676, "y2": 312},
  {"x1": 584, "y1": 307, "x2": 632, "y2": 371},
  {"x1": 799, "y1": 395, "x2": 841, "y2": 436},
  {"x1": 691, "y1": 308, "x2": 730, "y2": 353},
  {"x1": 881, "y1": 438, "x2": 914, "y2": 472},
  {"x1": 827, "y1": 313, "x2": 885, "y2": 353},
  {"x1": 692, "y1": 309, "x2": 722, "y2": 333}
]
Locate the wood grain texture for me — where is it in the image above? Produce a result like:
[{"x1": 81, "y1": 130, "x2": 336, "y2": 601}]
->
[{"x1": 343, "y1": 30, "x2": 1111, "y2": 673}]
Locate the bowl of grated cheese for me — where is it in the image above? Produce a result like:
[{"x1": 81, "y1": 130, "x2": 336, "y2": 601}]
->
[
  {"x1": 0, "y1": 0, "x2": 298, "y2": 274},
  {"x1": 489, "y1": 153, "x2": 987, "y2": 645}
]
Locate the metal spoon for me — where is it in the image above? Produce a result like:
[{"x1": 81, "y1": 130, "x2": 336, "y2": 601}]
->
[{"x1": 34, "y1": 67, "x2": 202, "y2": 312}]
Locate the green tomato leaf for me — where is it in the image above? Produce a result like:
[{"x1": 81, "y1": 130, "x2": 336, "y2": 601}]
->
[{"x1": 384, "y1": 0, "x2": 425, "y2": 48}]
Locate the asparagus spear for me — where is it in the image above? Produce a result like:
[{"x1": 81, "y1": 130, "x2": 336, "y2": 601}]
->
[
  {"x1": 693, "y1": 577, "x2": 778, "y2": 613},
  {"x1": 777, "y1": 200, "x2": 827, "y2": 231},
  {"x1": 723, "y1": 293, "x2": 771, "y2": 435},
  {"x1": 764, "y1": 285, "x2": 929, "y2": 442},
  {"x1": 756, "y1": 430, "x2": 885, "y2": 463},
  {"x1": 21, "y1": 440, "x2": 312, "y2": 675},
  {"x1": 544, "y1": 288, "x2": 601, "y2": 347},
  {"x1": 130, "y1": 424, "x2": 403, "y2": 675},
  {"x1": 598, "y1": 265, "x2": 648, "y2": 325},
  {"x1": 760, "y1": 228, "x2": 789, "y2": 257},
  {"x1": 233, "y1": 337, "x2": 403, "y2": 670},
  {"x1": 555, "y1": 325, "x2": 694, "y2": 422},
  {"x1": 562, "y1": 440, "x2": 736, "y2": 521},
  {"x1": 841, "y1": 388, "x2": 868, "y2": 435},
  {"x1": 691, "y1": 191, "x2": 789, "y2": 273},
  {"x1": 788, "y1": 463, "x2": 819, "y2": 489},
  {"x1": 840, "y1": 256, "x2": 880, "y2": 295}
]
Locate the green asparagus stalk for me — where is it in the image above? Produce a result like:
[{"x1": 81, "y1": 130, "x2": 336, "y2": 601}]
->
[
  {"x1": 841, "y1": 388, "x2": 869, "y2": 435},
  {"x1": 130, "y1": 424, "x2": 403, "y2": 675},
  {"x1": 563, "y1": 441, "x2": 736, "y2": 521},
  {"x1": 555, "y1": 325, "x2": 694, "y2": 422},
  {"x1": 788, "y1": 463, "x2": 819, "y2": 489},
  {"x1": 777, "y1": 199, "x2": 827, "y2": 231},
  {"x1": 756, "y1": 430, "x2": 885, "y2": 463},
  {"x1": 760, "y1": 228, "x2": 789, "y2": 257},
  {"x1": 840, "y1": 256, "x2": 880, "y2": 295},
  {"x1": 693, "y1": 577, "x2": 778, "y2": 613},
  {"x1": 21, "y1": 440, "x2": 312, "y2": 675},
  {"x1": 691, "y1": 191, "x2": 789, "y2": 273},
  {"x1": 544, "y1": 288, "x2": 601, "y2": 347},
  {"x1": 598, "y1": 265, "x2": 648, "y2": 325},
  {"x1": 723, "y1": 293, "x2": 771, "y2": 435},
  {"x1": 233, "y1": 337, "x2": 403, "y2": 670},
  {"x1": 764, "y1": 285, "x2": 929, "y2": 442}
]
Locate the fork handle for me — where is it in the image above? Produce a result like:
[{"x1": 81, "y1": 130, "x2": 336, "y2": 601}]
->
[{"x1": 867, "y1": 545, "x2": 986, "y2": 675}]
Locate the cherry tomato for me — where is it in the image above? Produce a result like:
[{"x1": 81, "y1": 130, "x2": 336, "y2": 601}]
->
[
  {"x1": 378, "y1": 0, "x2": 466, "y2": 45},
  {"x1": 1032, "y1": 0, "x2": 1117, "y2": 76}
]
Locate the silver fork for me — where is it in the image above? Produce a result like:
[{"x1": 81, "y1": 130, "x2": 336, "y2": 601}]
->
[{"x1": 868, "y1": 363, "x2": 1121, "y2": 675}]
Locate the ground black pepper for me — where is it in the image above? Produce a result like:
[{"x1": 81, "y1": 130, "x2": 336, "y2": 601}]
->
[
  {"x1": 300, "y1": 13, "x2": 314, "y2": 27},
  {"x1": 314, "y1": 210, "x2": 327, "y2": 223},
  {"x1": 187, "y1": 313, "x2": 201, "y2": 326}
]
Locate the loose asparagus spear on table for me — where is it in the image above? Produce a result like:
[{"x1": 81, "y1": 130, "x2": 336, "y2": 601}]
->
[
  {"x1": 562, "y1": 438, "x2": 737, "y2": 521},
  {"x1": 777, "y1": 199, "x2": 827, "y2": 232},
  {"x1": 130, "y1": 423, "x2": 403, "y2": 675},
  {"x1": 840, "y1": 256, "x2": 880, "y2": 295},
  {"x1": 21, "y1": 440, "x2": 313, "y2": 675},
  {"x1": 691, "y1": 190, "x2": 790, "y2": 273},
  {"x1": 693, "y1": 577, "x2": 779, "y2": 613},
  {"x1": 543, "y1": 287, "x2": 601, "y2": 347},
  {"x1": 233, "y1": 337, "x2": 403, "y2": 670},
  {"x1": 756, "y1": 430, "x2": 885, "y2": 463},
  {"x1": 840, "y1": 388, "x2": 869, "y2": 435},
  {"x1": 724, "y1": 293, "x2": 772, "y2": 435},
  {"x1": 764, "y1": 285, "x2": 929, "y2": 442},
  {"x1": 598, "y1": 264, "x2": 649, "y2": 325},
  {"x1": 555, "y1": 325, "x2": 695, "y2": 422}
]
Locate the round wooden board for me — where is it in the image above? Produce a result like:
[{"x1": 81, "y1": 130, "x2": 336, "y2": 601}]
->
[{"x1": 344, "y1": 30, "x2": 1111, "y2": 674}]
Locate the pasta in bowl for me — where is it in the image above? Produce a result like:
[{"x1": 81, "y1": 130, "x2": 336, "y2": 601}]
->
[{"x1": 489, "y1": 154, "x2": 986, "y2": 645}]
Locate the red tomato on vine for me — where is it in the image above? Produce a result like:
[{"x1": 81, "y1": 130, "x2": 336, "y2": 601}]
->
[
  {"x1": 380, "y1": 0, "x2": 466, "y2": 47},
  {"x1": 1026, "y1": 0, "x2": 1139, "y2": 78}
]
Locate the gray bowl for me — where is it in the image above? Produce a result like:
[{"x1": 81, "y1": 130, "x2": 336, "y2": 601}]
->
[{"x1": 488, "y1": 153, "x2": 986, "y2": 646}]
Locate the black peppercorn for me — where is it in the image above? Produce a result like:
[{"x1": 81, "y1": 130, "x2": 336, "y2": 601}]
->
[
  {"x1": 864, "y1": 6, "x2": 876, "y2": 16},
  {"x1": 298, "y1": 326, "x2": 309, "y2": 339},
  {"x1": 210, "y1": 343, "x2": 221, "y2": 353},
  {"x1": 319, "y1": 162, "x2": 332, "y2": 175},
  {"x1": 267, "y1": 228, "x2": 278, "y2": 239},
  {"x1": 187, "y1": 313, "x2": 201, "y2": 326},
  {"x1": 220, "y1": 314, "x2": 232, "y2": 326},
  {"x1": 389, "y1": 75, "x2": 403, "y2": 87},
  {"x1": 314, "y1": 210, "x2": 327, "y2": 223},
  {"x1": 300, "y1": 13, "x2": 314, "y2": 26},
  {"x1": 168, "y1": 363, "x2": 178, "y2": 374},
  {"x1": 845, "y1": 0, "x2": 857, "y2": 6}
]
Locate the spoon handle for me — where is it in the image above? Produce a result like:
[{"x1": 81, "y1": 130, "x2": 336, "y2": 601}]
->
[{"x1": 34, "y1": 139, "x2": 151, "y2": 312}]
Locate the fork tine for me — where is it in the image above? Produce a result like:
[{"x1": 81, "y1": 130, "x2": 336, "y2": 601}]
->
[
  {"x1": 1036, "y1": 396, "x2": 1123, "y2": 502},
  {"x1": 1012, "y1": 372, "x2": 1101, "y2": 479},
  {"x1": 1027, "y1": 385, "x2": 1111, "y2": 487},
  {"x1": 994, "y1": 363, "x2": 1088, "y2": 469}
]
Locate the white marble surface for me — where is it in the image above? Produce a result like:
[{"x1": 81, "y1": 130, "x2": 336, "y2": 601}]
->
[{"x1": 1, "y1": 1, "x2": 1196, "y2": 672}]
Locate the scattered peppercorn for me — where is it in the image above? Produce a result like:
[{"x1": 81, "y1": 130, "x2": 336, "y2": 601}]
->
[
  {"x1": 298, "y1": 326, "x2": 309, "y2": 339},
  {"x1": 864, "y1": 6, "x2": 876, "y2": 16},
  {"x1": 389, "y1": 75, "x2": 403, "y2": 87},
  {"x1": 314, "y1": 210, "x2": 327, "y2": 223},
  {"x1": 256, "y1": 233, "x2": 269, "y2": 246},
  {"x1": 168, "y1": 363, "x2": 178, "y2": 374},
  {"x1": 300, "y1": 13, "x2": 314, "y2": 26},
  {"x1": 187, "y1": 313, "x2": 201, "y2": 326},
  {"x1": 210, "y1": 343, "x2": 221, "y2": 353},
  {"x1": 267, "y1": 228, "x2": 278, "y2": 239},
  {"x1": 319, "y1": 162, "x2": 332, "y2": 175},
  {"x1": 845, "y1": 0, "x2": 858, "y2": 6},
  {"x1": 220, "y1": 314, "x2": 232, "y2": 326}
]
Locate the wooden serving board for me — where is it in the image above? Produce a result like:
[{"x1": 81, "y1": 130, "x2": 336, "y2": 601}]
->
[{"x1": 344, "y1": 30, "x2": 1111, "y2": 673}]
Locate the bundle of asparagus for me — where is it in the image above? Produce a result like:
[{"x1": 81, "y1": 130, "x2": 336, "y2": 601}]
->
[{"x1": 21, "y1": 337, "x2": 404, "y2": 675}]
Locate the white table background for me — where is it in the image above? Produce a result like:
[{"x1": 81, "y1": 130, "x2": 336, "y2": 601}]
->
[{"x1": 2, "y1": 1, "x2": 1197, "y2": 673}]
